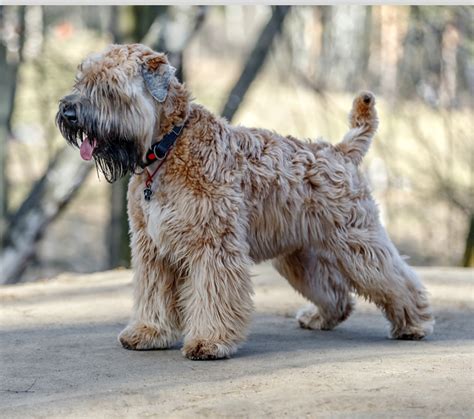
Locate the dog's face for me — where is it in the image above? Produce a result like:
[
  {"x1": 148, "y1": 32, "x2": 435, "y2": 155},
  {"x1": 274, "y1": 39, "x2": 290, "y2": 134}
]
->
[{"x1": 56, "y1": 44, "x2": 177, "y2": 182}]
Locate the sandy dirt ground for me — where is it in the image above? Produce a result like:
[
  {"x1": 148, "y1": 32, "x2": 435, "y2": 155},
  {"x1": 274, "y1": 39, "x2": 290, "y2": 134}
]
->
[{"x1": 1, "y1": 265, "x2": 473, "y2": 418}]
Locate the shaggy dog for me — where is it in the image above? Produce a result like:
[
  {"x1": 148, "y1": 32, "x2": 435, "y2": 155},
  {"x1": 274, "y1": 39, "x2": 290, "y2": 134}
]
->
[{"x1": 57, "y1": 44, "x2": 434, "y2": 360}]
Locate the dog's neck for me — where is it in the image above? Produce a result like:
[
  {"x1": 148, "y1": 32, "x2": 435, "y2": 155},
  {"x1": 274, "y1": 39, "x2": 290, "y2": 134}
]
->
[
  {"x1": 140, "y1": 81, "x2": 190, "y2": 170},
  {"x1": 155, "y1": 81, "x2": 191, "y2": 138},
  {"x1": 143, "y1": 122, "x2": 186, "y2": 168},
  {"x1": 142, "y1": 82, "x2": 190, "y2": 170}
]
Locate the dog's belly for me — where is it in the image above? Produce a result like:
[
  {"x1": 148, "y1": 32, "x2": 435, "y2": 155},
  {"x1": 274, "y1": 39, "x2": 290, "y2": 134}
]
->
[
  {"x1": 247, "y1": 229, "x2": 302, "y2": 262},
  {"x1": 245, "y1": 194, "x2": 310, "y2": 263}
]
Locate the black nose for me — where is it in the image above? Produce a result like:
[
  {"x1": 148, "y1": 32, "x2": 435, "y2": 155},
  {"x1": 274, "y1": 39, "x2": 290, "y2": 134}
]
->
[{"x1": 62, "y1": 104, "x2": 77, "y2": 123}]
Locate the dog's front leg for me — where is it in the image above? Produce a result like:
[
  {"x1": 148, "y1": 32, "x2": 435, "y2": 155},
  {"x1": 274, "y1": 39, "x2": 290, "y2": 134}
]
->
[
  {"x1": 180, "y1": 248, "x2": 253, "y2": 360},
  {"x1": 118, "y1": 234, "x2": 182, "y2": 350},
  {"x1": 177, "y1": 219, "x2": 254, "y2": 360}
]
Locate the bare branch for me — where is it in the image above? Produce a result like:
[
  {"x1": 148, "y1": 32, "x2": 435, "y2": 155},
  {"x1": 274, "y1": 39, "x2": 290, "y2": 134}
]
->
[
  {"x1": 1, "y1": 148, "x2": 92, "y2": 284},
  {"x1": 221, "y1": 6, "x2": 291, "y2": 122}
]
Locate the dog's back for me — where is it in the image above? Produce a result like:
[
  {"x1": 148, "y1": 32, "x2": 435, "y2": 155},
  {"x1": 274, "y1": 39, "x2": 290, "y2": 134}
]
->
[{"x1": 228, "y1": 93, "x2": 378, "y2": 262}]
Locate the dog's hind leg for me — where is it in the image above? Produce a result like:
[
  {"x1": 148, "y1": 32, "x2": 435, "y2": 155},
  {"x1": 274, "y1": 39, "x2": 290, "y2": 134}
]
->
[
  {"x1": 273, "y1": 248, "x2": 354, "y2": 331},
  {"x1": 329, "y1": 225, "x2": 434, "y2": 339}
]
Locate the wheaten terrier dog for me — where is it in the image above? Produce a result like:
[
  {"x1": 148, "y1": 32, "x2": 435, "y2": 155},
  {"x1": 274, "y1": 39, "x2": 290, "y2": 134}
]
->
[{"x1": 57, "y1": 44, "x2": 434, "y2": 360}]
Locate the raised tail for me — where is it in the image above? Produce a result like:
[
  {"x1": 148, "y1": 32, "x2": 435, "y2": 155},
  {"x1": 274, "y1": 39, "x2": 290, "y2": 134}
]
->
[{"x1": 335, "y1": 91, "x2": 379, "y2": 166}]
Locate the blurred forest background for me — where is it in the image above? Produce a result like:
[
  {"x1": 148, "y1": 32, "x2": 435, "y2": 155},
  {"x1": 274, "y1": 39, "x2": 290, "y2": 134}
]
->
[{"x1": 0, "y1": 5, "x2": 473, "y2": 284}]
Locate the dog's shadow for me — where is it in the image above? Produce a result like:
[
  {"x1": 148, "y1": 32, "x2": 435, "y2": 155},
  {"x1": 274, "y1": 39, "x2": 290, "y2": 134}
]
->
[
  {"x1": 125, "y1": 308, "x2": 470, "y2": 361},
  {"x1": 233, "y1": 309, "x2": 470, "y2": 360}
]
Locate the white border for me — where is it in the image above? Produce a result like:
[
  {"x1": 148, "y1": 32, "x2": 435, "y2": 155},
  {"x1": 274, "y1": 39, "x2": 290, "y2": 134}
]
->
[{"x1": 2, "y1": 1, "x2": 473, "y2": 6}]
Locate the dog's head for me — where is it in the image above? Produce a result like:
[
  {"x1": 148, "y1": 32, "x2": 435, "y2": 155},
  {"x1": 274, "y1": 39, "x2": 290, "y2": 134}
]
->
[{"x1": 56, "y1": 43, "x2": 189, "y2": 182}]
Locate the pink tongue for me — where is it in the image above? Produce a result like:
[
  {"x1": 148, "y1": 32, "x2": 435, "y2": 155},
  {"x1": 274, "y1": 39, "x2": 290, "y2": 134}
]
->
[{"x1": 80, "y1": 137, "x2": 97, "y2": 161}]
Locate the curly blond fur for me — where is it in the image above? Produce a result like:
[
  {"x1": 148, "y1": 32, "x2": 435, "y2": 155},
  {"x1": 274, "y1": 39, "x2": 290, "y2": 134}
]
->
[{"x1": 59, "y1": 44, "x2": 434, "y2": 360}]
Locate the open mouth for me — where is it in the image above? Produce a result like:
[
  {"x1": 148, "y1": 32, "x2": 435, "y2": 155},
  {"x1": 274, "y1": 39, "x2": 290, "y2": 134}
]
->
[{"x1": 80, "y1": 136, "x2": 97, "y2": 161}]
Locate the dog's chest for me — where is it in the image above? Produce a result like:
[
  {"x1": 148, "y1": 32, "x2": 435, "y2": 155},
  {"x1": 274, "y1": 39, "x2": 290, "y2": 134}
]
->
[
  {"x1": 143, "y1": 185, "x2": 170, "y2": 233},
  {"x1": 129, "y1": 174, "x2": 171, "y2": 248}
]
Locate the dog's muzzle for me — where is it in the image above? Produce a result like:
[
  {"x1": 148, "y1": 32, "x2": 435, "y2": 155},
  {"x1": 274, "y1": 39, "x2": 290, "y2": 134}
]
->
[
  {"x1": 58, "y1": 94, "x2": 83, "y2": 128},
  {"x1": 61, "y1": 104, "x2": 78, "y2": 125}
]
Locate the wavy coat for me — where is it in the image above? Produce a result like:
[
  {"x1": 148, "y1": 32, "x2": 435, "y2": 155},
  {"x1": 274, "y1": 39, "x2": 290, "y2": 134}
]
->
[{"x1": 61, "y1": 44, "x2": 434, "y2": 360}]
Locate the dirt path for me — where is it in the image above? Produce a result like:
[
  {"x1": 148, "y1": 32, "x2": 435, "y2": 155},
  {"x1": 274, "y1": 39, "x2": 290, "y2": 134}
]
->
[{"x1": 1, "y1": 265, "x2": 473, "y2": 418}]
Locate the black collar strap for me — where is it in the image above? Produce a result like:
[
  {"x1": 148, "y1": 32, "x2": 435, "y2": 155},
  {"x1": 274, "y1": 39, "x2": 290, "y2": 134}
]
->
[{"x1": 143, "y1": 123, "x2": 185, "y2": 167}]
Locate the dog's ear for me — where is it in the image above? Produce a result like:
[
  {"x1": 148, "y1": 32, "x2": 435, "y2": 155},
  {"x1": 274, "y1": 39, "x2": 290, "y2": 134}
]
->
[{"x1": 142, "y1": 56, "x2": 176, "y2": 103}]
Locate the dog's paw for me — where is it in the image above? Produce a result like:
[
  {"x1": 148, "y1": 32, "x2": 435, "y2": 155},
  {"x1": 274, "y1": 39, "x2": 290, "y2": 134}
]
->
[
  {"x1": 118, "y1": 323, "x2": 176, "y2": 350},
  {"x1": 350, "y1": 91, "x2": 377, "y2": 128},
  {"x1": 182, "y1": 339, "x2": 236, "y2": 360},
  {"x1": 296, "y1": 302, "x2": 354, "y2": 331},
  {"x1": 390, "y1": 318, "x2": 435, "y2": 341},
  {"x1": 297, "y1": 305, "x2": 335, "y2": 331}
]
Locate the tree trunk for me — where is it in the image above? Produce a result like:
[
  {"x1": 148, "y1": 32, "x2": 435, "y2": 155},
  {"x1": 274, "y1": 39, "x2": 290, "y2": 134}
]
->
[
  {"x1": 0, "y1": 14, "x2": 11, "y2": 248},
  {"x1": 462, "y1": 215, "x2": 474, "y2": 267},
  {"x1": 0, "y1": 6, "x2": 26, "y2": 247},
  {"x1": 316, "y1": 6, "x2": 370, "y2": 92},
  {"x1": 107, "y1": 175, "x2": 130, "y2": 268},
  {"x1": 5, "y1": 6, "x2": 25, "y2": 134}
]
